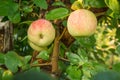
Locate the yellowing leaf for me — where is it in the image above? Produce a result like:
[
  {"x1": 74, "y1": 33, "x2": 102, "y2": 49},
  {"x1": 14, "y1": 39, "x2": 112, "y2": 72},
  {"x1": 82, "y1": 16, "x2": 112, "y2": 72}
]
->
[
  {"x1": 105, "y1": 0, "x2": 120, "y2": 13},
  {"x1": 71, "y1": 1, "x2": 83, "y2": 10}
]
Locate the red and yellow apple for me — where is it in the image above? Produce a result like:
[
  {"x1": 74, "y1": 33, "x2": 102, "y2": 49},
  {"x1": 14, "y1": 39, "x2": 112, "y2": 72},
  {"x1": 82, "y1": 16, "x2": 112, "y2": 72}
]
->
[
  {"x1": 67, "y1": 9, "x2": 97, "y2": 37},
  {"x1": 27, "y1": 19, "x2": 55, "y2": 51}
]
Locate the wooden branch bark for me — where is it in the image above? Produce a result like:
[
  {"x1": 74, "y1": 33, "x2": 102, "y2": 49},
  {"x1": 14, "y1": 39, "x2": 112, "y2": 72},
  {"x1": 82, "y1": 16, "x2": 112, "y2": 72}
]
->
[
  {"x1": 0, "y1": 17, "x2": 13, "y2": 53},
  {"x1": 51, "y1": 30, "x2": 60, "y2": 74}
]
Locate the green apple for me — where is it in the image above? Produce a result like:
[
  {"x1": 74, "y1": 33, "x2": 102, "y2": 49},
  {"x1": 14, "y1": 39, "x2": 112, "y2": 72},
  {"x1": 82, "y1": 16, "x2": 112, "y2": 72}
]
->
[
  {"x1": 27, "y1": 19, "x2": 55, "y2": 51},
  {"x1": 2, "y1": 70, "x2": 13, "y2": 80},
  {"x1": 67, "y1": 9, "x2": 97, "y2": 37}
]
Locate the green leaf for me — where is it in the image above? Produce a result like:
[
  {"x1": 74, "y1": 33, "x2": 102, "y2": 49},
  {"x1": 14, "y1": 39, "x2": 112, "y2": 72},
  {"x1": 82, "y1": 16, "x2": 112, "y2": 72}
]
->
[
  {"x1": 92, "y1": 71, "x2": 120, "y2": 80},
  {"x1": 33, "y1": 0, "x2": 48, "y2": 9},
  {"x1": 105, "y1": 0, "x2": 120, "y2": 13},
  {"x1": 8, "y1": 12, "x2": 21, "y2": 23},
  {"x1": 116, "y1": 28, "x2": 120, "y2": 41},
  {"x1": 4, "y1": 51, "x2": 24, "y2": 73},
  {"x1": 0, "y1": 0, "x2": 19, "y2": 16},
  {"x1": 14, "y1": 70, "x2": 54, "y2": 80},
  {"x1": 88, "y1": 62, "x2": 108, "y2": 76},
  {"x1": 45, "y1": 8, "x2": 69, "y2": 20},
  {"x1": 81, "y1": 64, "x2": 92, "y2": 80},
  {"x1": 115, "y1": 45, "x2": 120, "y2": 54},
  {"x1": 66, "y1": 52, "x2": 81, "y2": 65},
  {"x1": 0, "y1": 53, "x2": 5, "y2": 65},
  {"x1": 21, "y1": 55, "x2": 31, "y2": 71},
  {"x1": 77, "y1": 49, "x2": 88, "y2": 65},
  {"x1": 24, "y1": 55, "x2": 32, "y2": 64},
  {"x1": 83, "y1": 0, "x2": 106, "y2": 8},
  {"x1": 0, "y1": 68, "x2": 4, "y2": 80},
  {"x1": 66, "y1": 66, "x2": 82, "y2": 80},
  {"x1": 58, "y1": 61, "x2": 67, "y2": 71},
  {"x1": 52, "y1": 1, "x2": 66, "y2": 7},
  {"x1": 70, "y1": 0, "x2": 76, "y2": 4},
  {"x1": 62, "y1": 20, "x2": 67, "y2": 27},
  {"x1": 23, "y1": 6, "x2": 33, "y2": 13},
  {"x1": 113, "y1": 63, "x2": 120, "y2": 72},
  {"x1": 77, "y1": 48, "x2": 86, "y2": 57},
  {"x1": 36, "y1": 50, "x2": 49, "y2": 60},
  {"x1": 19, "y1": 21, "x2": 33, "y2": 25},
  {"x1": 76, "y1": 36, "x2": 96, "y2": 48}
]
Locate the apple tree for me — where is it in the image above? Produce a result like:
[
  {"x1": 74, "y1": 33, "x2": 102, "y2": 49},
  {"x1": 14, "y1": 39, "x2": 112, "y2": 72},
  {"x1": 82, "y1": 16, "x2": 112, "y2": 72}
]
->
[{"x1": 0, "y1": 0, "x2": 120, "y2": 80}]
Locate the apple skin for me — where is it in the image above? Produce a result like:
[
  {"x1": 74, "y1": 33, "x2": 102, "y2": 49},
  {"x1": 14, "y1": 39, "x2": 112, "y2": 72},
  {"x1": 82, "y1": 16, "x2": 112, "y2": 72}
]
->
[
  {"x1": 28, "y1": 41, "x2": 47, "y2": 51},
  {"x1": 27, "y1": 19, "x2": 55, "y2": 51},
  {"x1": 67, "y1": 9, "x2": 97, "y2": 37}
]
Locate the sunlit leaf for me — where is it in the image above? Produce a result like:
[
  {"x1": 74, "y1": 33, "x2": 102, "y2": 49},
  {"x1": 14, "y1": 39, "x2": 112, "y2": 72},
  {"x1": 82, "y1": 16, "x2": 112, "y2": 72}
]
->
[
  {"x1": 66, "y1": 65, "x2": 82, "y2": 80},
  {"x1": 36, "y1": 50, "x2": 49, "y2": 60},
  {"x1": 71, "y1": 1, "x2": 82, "y2": 10},
  {"x1": 19, "y1": 21, "x2": 33, "y2": 25},
  {"x1": 77, "y1": 49, "x2": 88, "y2": 65},
  {"x1": 23, "y1": 6, "x2": 33, "y2": 13},
  {"x1": 45, "y1": 8, "x2": 69, "y2": 20},
  {"x1": 105, "y1": 0, "x2": 120, "y2": 13},
  {"x1": 66, "y1": 52, "x2": 80, "y2": 65},
  {"x1": 24, "y1": 55, "x2": 32, "y2": 64}
]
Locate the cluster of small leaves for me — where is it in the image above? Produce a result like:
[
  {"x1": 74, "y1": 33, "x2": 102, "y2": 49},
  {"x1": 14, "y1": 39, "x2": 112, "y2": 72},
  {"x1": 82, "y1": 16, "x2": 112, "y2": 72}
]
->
[
  {"x1": 0, "y1": 51, "x2": 54, "y2": 80},
  {"x1": 0, "y1": 51, "x2": 32, "y2": 73}
]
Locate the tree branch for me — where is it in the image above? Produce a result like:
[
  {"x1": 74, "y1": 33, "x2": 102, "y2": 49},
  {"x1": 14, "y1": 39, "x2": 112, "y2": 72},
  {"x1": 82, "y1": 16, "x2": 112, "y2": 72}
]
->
[
  {"x1": 30, "y1": 51, "x2": 39, "y2": 63},
  {"x1": 51, "y1": 29, "x2": 60, "y2": 73},
  {"x1": 31, "y1": 62, "x2": 51, "y2": 67}
]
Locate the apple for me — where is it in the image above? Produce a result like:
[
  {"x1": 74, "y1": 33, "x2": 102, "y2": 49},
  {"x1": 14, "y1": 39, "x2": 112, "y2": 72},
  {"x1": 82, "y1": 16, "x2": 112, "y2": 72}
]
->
[
  {"x1": 67, "y1": 9, "x2": 97, "y2": 37},
  {"x1": 27, "y1": 19, "x2": 55, "y2": 51},
  {"x1": 28, "y1": 41, "x2": 47, "y2": 51}
]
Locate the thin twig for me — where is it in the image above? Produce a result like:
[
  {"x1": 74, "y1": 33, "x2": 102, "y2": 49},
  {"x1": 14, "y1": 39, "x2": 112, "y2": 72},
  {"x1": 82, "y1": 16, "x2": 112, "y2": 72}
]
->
[
  {"x1": 109, "y1": 54, "x2": 114, "y2": 69},
  {"x1": 30, "y1": 51, "x2": 39, "y2": 63},
  {"x1": 58, "y1": 27, "x2": 67, "y2": 41},
  {"x1": 31, "y1": 62, "x2": 51, "y2": 67},
  {"x1": 59, "y1": 57, "x2": 69, "y2": 62},
  {"x1": 95, "y1": 12, "x2": 106, "y2": 17}
]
